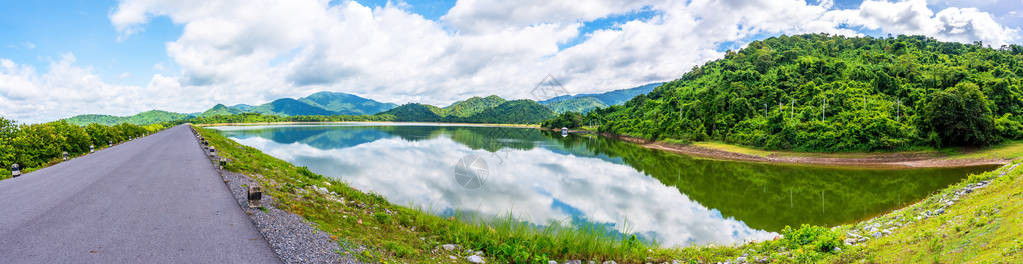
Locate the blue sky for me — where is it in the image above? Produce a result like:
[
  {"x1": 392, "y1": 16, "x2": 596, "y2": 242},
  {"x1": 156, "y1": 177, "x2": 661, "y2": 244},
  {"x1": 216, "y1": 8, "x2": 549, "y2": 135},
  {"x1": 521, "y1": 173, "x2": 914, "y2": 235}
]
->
[
  {"x1": 1, "y1": 0, "x2": 1020, "y2": 123},
  {"x1": 0, "y1": 0, "x2": 180, "y2": 85}
]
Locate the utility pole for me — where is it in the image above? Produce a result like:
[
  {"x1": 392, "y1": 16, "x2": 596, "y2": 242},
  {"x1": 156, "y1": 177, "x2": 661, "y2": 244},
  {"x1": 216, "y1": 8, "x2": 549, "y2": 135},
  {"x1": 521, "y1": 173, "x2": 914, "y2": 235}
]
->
[
  {"x1": 679, "y1": 104, "x2": 682, "y2": 122},
  {"x1": 896, "y1": 99, "x2": 901, "y2": 122},
  {"x1": 790, "y1": 99, "x2": 794, "y2": 125},
  {"x1": 822, "y1": 96, "x2": 826, "y2": 122}
]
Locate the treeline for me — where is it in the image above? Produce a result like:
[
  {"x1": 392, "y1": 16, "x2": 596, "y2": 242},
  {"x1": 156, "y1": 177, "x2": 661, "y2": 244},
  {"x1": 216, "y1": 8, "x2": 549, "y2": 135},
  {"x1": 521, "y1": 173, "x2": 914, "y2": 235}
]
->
[
  {"x1": 584, "y1": 34, "x2": 1023, "y2": 152},
  {"x1": 0, "y1": 117, "x2": 166, "y2": 179},
  {"x1": 187, "y1": 113, "x2": 396, "y2": 124},
  {"x1": 541, "y1": 112, "x2": 584, "y2": 129}
]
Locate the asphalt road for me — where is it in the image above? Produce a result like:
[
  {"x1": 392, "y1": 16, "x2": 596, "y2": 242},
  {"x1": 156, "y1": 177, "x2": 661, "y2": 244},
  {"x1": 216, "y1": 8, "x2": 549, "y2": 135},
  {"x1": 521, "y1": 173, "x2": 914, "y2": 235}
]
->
[{"x1": 0, "y1": 125, "x2": 281, "y2": 263}]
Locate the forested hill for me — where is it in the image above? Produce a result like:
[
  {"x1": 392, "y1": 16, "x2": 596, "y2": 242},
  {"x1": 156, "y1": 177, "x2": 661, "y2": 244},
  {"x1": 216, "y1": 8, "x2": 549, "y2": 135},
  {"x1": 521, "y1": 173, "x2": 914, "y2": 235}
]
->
[
  {"x1": 379, "y1": 96, "x2": 554, "y2": 124},
  {"x1": 65, "y1": 110, "x2": 193, "y2": 126},
  {"x1": 589, "y1": 34, "x2": 1023, "y2": 152}
]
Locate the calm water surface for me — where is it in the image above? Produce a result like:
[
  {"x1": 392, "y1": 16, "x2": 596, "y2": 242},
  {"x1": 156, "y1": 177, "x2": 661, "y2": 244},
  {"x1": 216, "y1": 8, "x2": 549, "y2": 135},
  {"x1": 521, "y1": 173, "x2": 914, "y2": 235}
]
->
[{"x1": 213, "y1": 124, "x2": 995, "y2": 247}]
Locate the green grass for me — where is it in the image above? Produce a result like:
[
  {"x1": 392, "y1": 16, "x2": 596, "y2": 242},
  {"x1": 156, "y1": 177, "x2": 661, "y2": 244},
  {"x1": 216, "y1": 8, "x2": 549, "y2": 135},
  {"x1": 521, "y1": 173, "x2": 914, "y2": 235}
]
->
[
  {"x1": 196, "y1": 125, "x2": 1023, "y2": 263},
  {"x1": 825, "y1": 161, "x2": 1023, "y2": 263},
  {"x1": 946, "y1": 140, "x2": 1023, "y2": 160}
]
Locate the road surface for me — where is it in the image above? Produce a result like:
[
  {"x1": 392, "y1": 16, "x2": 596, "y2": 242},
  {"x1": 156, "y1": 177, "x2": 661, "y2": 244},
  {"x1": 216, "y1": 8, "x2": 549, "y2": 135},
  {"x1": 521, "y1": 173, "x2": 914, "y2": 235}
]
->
[{"x1": 0, "y1": 125, "x2": 281, "y2": 263}]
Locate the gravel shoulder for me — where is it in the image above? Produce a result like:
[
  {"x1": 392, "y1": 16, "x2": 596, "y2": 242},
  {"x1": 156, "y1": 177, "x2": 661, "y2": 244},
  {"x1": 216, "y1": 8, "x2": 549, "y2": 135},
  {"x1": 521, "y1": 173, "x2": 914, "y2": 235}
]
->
[{"x1": 191, "y1": 128, "x2": 362, "y2": 264}]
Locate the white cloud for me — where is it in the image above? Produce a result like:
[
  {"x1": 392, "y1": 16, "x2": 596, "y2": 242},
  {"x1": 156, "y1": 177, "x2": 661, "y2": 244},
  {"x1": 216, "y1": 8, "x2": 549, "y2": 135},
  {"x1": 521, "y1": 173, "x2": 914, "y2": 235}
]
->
[
  {"x1": 3, "y1": 0, "x2": 1018, "y2": 123},
  {"x1": 0, "y1": 54, "x2": 138, "y2": 123},
  {"x1": 826, "y1": 0, "x2": 1018, "y2": 46},
  {"x1": 441, "y1": 0, "x2": 658, "y2": 34},
  {"x1": 0, "y1": 54, "x2": 224, "y2": 123}
]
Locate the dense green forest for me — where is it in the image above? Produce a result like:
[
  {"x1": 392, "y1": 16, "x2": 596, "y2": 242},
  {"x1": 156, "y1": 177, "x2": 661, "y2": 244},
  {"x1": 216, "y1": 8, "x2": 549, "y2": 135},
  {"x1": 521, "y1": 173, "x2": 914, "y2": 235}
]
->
[
  {"x1": 379, "y1": 96, "x2": 554, "y2": 124},
  {"x1": 0, "y1": 117, "x2": 165, "y2": 180},
  {"x1": 541, "y1": 112, "x2": 585, "y2": 129},
  {"x1": 584, "y1": 34, "x2": 1023, "y2": 151},
  {"x1": 65, "y1": 110, "x2": 193, "y2": 126}
]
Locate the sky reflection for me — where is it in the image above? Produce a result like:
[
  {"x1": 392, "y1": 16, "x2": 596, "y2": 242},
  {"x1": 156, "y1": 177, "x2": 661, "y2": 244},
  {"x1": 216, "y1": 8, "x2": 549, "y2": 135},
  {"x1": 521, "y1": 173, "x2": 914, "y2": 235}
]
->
[{"x1": 221, "y1": 125, "x2": 777, "y2": 246}]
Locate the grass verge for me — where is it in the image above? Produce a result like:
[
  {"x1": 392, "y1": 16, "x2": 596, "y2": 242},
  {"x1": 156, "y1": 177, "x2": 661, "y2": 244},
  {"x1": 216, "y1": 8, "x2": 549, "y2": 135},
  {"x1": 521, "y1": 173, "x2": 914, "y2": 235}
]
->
[{"x1": 826, "y1": 161, "x2": 1023, "y2": 263}]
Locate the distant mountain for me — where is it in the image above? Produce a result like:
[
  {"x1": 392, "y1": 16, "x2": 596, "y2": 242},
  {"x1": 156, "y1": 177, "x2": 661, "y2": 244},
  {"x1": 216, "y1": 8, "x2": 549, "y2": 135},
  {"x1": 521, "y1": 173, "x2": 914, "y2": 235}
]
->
[
  {"x1": 298, "y1": 91, "x2": 397, "y2": 115},
  {"x1": 65, "y1": 91, "x2": 552, "y2": 125},
  {"x1": 65, "y1": 110, "x2": 193, "y2": 126},
  {"x1": 249, "y1": 98, "x2": 339, "y2": 116},
  {"x1": 452, "y1": 99, "x2": 554, "y2": 124},
  {"x1": 195, "y1": 91, "x2": 398, "y2": 118},
  {"x1": 442, "y1": 95, "x2": 506, "y2": 118},
  {"x1": 379, "y1": 96, "x2": 553, "y2": 124},
  {"x1": 378, "y1": 103, "x2": 444, "y2": 122},
  {"x1": 544, "y1": 97, "x2": 606, "y2": 114},
  {"x1": 539, "y1": 82, "x2": 663, "y2": 113},
  {"x1": 230, "y1": 104, "x2": 255, "y2": 111},
  {"x1": 200, "y1": 104, "x2": 246, "y2": 117}
]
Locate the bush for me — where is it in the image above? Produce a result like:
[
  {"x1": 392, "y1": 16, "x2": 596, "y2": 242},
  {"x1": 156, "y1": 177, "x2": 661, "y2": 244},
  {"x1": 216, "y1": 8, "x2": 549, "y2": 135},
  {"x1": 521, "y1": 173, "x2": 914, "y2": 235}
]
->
[
  {"x1": 0, "y1": 117, "x2": 166, "y2": 180},
  {"x1": 781, "y1": 224, "x2": 842, "y2": 254}
]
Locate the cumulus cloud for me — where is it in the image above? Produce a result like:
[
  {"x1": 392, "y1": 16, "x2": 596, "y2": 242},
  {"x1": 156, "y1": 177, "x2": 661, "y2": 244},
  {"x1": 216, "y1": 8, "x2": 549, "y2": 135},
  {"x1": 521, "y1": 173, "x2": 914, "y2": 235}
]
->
[
  {"x1": 0, "y1": 54, "x2": 138, "y2": 123},
  {"x1": 0, "y1": 54, "x2": 222, "y2": 123},
  {"x1": 2, "y1": 0, "x2": 1018, "y2": 122},
  {"x1": 826, "y1": 0, "x2": 1018, "y2": 46}
]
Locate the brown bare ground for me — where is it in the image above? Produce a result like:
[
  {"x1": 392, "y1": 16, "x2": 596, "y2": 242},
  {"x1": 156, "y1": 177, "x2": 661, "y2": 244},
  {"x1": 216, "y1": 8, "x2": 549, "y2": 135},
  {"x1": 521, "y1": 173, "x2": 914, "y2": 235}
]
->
[{"x1": 595, "y1": 132, "x2": 1010, "y2": 169}]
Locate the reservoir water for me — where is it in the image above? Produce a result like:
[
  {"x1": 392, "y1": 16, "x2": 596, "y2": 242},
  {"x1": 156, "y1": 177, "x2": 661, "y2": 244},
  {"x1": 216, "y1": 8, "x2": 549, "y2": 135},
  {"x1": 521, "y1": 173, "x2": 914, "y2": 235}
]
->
[{"x1": 213, "y1": 124, "x2": 995, "y2": 246}]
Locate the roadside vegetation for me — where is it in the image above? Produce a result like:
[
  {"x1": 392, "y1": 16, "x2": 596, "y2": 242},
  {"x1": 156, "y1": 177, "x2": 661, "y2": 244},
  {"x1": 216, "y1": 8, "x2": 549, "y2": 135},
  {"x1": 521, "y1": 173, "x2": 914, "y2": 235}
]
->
[
  {"x1": 0, "y1": 117, "x2": 164, "y2": 180},
  {"x1": 579, "y1": 34, "x2": 1023, "y2": 152}
]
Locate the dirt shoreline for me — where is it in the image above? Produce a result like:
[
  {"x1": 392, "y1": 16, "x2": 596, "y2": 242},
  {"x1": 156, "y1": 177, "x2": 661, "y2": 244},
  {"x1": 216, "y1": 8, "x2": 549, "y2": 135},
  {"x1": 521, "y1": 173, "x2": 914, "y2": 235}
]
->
[{"x1": 583, "y1": 130, "x2": 1011, "y2": 168}]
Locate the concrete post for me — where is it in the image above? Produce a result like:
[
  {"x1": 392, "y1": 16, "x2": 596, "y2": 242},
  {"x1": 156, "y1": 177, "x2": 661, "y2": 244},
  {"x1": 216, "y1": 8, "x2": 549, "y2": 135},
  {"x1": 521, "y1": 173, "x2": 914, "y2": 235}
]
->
[
  {"x1": 248, "y1": 186, "x2": 262, "y2": 208},
  {"x1": 11, "y1": 164, "x2": 20, "y2": 178}
]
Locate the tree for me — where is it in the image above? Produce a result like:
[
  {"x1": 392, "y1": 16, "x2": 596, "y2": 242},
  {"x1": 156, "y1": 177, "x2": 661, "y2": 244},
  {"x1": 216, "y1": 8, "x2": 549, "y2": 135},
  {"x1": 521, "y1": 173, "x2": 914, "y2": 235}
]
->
[
  {"x1": 921, "y1": 82, "x2": 996, "y2": 146},
  {"x1": 541, "y1": 112, "x2": 584, "y2": 129}
]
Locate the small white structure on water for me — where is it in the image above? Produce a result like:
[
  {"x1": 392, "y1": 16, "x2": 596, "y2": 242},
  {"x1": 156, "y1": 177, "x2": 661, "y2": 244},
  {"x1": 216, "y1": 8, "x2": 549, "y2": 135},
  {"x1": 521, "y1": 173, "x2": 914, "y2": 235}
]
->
[{"x1": 561, "y1": 127, "x2": 568, "y2": 137}]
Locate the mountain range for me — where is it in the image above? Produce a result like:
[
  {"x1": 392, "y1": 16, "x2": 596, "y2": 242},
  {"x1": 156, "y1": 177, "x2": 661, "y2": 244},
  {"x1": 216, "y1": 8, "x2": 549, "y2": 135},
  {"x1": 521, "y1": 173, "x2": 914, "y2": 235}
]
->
[
  {"x1": 379, "y1": 96, "x2": 555, "y2": 124},
  {"x1": 539, "y1": 82, "x2": 662, "y2": 113},
  {"x1": 64, "y1": 84, "x2": 658, "y2": 126}
]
